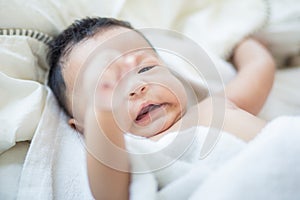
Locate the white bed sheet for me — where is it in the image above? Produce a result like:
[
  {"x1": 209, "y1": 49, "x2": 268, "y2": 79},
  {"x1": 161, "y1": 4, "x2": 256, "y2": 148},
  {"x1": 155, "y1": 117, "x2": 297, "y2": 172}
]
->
[{"x1": 0, "y1": 142, "x2": 29, "y2": 199}]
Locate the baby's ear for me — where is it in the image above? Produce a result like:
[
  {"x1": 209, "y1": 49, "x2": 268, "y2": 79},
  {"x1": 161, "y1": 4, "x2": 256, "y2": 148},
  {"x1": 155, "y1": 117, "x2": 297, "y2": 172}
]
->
[
  {"x1": 68, "y1": 118, "x2": 76, "y2": 129},
  {"x1": 68, "y1": 118, "x2": 84, "y2": 133}
]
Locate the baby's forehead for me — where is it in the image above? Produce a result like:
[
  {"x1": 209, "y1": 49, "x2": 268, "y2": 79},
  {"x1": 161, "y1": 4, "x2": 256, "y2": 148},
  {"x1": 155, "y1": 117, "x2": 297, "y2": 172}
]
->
[
  {"x1": 64, "y1": 27, "x2": 159, "y2": 86},
  {"x1": 69, "y1": 27, "x2": 156, "y2": 64},
  {"x1": 94, "y1": 27, "x2": 153, "y2": 51}
]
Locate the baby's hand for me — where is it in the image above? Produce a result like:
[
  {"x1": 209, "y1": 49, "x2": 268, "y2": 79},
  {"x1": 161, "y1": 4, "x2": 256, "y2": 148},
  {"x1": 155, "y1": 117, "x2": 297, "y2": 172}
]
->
[
  {"x1": 232, "y1": 37, "x2": 275, "y2": 70},
  {"x1": 81, "y1": 50, "x2": 122, "y2": 111},
  {"x1": 83, "y1": 66, "x2": 112, "y2": 111},
  {"x1": 82, "y1": 59, "x2": 126, "y2": 147},
  {"x1": 226, "y1": 37, "x2": 275, "y2": 115}
]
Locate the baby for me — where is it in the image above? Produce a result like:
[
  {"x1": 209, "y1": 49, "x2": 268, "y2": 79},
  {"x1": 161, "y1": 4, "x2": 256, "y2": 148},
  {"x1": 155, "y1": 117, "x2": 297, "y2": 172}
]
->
[{"x1": 47, "y1": 17, "x2": 275, "y2": 199}]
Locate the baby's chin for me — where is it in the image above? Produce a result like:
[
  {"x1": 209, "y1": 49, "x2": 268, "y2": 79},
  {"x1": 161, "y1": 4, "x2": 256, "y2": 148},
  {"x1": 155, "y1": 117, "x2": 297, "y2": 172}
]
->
[
  {"x1": 129, "y1": 117, "x2": 175, "y2": 139},
  {"x1": 128, "y1": 127, "x2": 163, "y2": 138}
]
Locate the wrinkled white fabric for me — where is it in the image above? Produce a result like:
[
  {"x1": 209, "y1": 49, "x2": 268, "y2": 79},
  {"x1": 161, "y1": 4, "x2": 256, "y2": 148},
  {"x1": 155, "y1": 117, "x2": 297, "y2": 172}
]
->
[
  {"x1": 126, "y1": 126, "x2": 246, "y2": 200},
  {"x1": 0, "y1": 36, "x2": 48, "y2": 154},
  {"x1": 127, "y1": 116, "x2": 300, "y2": 200},
  {"x1": 17, "y1": 89, "x2": 93, "y2": 200},
  {"x1": 189, "y1": 116, "x2": 300, "y2": 200}
]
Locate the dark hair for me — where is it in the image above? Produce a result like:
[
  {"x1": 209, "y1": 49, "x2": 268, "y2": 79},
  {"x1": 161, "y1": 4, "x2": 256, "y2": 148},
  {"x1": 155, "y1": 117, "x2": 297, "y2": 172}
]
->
[{"x1": 47, "y1": 17, "x2": 134, "y2": 116}]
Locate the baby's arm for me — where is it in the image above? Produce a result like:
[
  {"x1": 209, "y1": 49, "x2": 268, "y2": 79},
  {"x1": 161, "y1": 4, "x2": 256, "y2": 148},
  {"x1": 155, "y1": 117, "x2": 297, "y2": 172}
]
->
[
  {"x1": 85, "y1": 108, "x2": 130, "y2": 200},
  {"x1": 80, "y1": 59, "x2": 130, "y2": 199},
  {"x1": 225, "y1": 38, "x2": 276, "y2": 115}
]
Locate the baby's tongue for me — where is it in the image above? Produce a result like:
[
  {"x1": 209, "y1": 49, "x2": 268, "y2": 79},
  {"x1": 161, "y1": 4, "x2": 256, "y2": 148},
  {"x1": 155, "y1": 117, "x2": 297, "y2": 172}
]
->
[{"x1": 136, "y1": 104, "x2": 161, "y2": 121}]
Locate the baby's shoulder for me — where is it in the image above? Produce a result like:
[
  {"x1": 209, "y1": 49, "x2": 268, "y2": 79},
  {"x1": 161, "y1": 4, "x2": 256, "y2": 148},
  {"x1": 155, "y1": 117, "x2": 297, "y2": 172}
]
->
[
  {"x1": 196, "y1": 95, "x2": 238, "y2": 112},
  {"x1": 196, "y1": 95, "x2": 266, "y2": 141},
  {"x1": 188, "y1": 95, "x2": 241, "y2": 127}
]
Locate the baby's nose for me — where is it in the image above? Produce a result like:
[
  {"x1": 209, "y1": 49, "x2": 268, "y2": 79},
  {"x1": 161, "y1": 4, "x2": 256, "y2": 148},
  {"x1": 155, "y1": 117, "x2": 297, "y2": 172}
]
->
[{"x1": 129, "y1": 84, "x2": 148, "y2": 98}]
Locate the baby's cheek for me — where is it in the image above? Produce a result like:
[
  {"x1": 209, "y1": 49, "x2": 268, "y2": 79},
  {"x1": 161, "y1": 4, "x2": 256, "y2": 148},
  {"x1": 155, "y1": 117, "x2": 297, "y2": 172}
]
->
[{"x1": 112, "y1": 104, "x2": 134, "y2": 132}]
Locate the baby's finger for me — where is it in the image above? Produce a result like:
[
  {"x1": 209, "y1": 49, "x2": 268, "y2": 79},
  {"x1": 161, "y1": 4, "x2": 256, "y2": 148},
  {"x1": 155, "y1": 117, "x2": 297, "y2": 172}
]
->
[{"x1": 83, "y1": 50, "x2": 122, "y2": 110}]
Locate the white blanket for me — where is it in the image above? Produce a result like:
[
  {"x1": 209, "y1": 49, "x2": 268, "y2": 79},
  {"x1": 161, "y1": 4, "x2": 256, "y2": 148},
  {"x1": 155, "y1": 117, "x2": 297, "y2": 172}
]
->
[
  {"x1": 17, "y1": 88, "x2": 93, "y2": 199},
  {"x1": 189, "y1": 116, "x2": 300, "y2": 200},
  {"x1": 128, "y1": 116, "x2": 300, "y2": 200}
]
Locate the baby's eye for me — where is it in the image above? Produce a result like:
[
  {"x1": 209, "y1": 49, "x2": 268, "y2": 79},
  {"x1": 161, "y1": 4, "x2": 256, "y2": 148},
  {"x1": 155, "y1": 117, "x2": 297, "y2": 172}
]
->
[{"x1": 138, "y1": 66, "x2": 156, "y2": 74}]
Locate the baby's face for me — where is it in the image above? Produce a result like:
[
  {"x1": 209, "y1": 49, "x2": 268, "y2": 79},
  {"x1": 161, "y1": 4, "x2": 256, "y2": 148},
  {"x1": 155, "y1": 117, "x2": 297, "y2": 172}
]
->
[{"x1": 64, "y1": 27, "x2": 187, "y2": 137}]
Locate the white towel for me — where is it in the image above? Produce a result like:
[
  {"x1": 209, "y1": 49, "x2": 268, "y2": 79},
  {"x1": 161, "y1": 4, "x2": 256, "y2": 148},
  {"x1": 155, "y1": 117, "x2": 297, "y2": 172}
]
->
[
  {"x1": 190, "y1": 116, "x2": 300, "y2": 200},
  {"x1": 127, "y1": 116, "x2": 300, "y2": 200},
  {"x1": 17, "y1": 89, "x2": 93, "y2": 200},
  {"x1": 126, "y1": 126, "x2": 246, "y2": 200}
]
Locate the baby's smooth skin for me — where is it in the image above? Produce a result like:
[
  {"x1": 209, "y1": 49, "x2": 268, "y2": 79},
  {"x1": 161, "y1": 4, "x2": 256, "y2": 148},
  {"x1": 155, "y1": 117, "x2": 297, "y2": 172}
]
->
[{"x1": 63, "y1": 27, "x2": 275, "y2": 199}]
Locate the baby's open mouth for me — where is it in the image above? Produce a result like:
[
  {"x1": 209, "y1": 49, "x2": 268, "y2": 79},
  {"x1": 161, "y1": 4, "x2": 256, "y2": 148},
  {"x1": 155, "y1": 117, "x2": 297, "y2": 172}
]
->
[{"x1": 135, "y1": 103, "x2": 165, "y2": 122}]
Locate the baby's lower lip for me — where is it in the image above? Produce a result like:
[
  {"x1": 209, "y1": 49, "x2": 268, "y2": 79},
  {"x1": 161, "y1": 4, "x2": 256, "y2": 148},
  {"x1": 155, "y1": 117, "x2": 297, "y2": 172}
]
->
[{"x1": 135, "y1": 103, "x2": 167, "y2": 126}]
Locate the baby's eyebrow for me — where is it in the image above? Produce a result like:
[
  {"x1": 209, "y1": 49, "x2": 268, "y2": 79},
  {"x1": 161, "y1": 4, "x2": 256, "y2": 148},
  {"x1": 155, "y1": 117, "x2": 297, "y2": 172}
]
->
[{"x1": 139, "y1": 49, "x2": 160, "y2": 59}]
